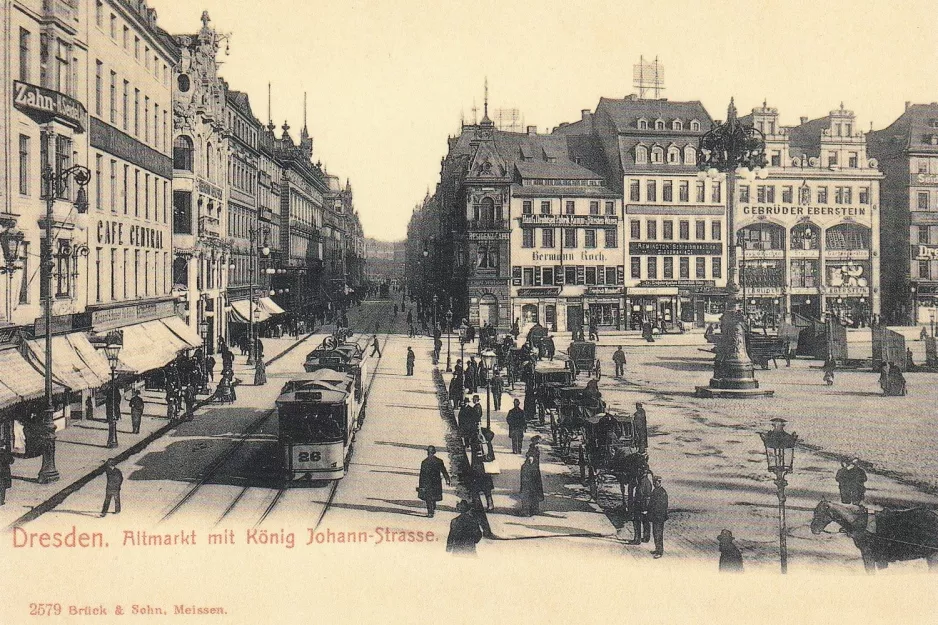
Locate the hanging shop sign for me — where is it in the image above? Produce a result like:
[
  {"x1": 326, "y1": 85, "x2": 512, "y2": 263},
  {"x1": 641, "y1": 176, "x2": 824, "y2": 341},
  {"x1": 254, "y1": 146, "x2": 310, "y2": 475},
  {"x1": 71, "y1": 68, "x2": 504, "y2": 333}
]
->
[{"x1": 13, "y1": 81, "x2": 87, "y2": 132}]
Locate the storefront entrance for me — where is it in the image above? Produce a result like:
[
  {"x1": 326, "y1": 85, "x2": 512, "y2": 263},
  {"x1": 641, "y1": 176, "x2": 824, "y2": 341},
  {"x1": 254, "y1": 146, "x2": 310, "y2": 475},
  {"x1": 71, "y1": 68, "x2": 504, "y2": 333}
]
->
[
  {"x1": 566, "y1": 305, "x2": 583, "y2": 332},
  {"x1": 587, "y1": 303, "x2": 621, "y2": 328}
]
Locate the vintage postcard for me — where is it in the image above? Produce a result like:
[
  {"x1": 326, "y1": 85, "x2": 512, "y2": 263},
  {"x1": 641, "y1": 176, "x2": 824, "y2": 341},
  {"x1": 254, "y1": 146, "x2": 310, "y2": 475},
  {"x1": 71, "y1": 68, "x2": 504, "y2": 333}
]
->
[{"x1": 1, "y1": 0, "x2": 937, "y2": 623}]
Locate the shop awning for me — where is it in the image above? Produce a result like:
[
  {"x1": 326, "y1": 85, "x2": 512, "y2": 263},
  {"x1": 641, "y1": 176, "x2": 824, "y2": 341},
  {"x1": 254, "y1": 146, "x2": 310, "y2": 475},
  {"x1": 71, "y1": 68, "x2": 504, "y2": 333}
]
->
[
  {"x1": 626, "y1": 287, "x2": 680, "y2": 296},
  {"x1": 117, "y1": 320, "x2": 189, "y2": 374},
  {"x1": 257, "y1": 297, "x2": 286, "y2": 316},
  {"x1": 24, "y1": 334, "x2": 112, "y2": 392},
  {"x1": 0, "y1": 347, "x2": 66, "y2": 410},
  {"x1": 160, "y1": 316, "x2": 203, "y2": 349},
  {"x1": 229, "y1": 299, "x2": 270, "y2": 323}
]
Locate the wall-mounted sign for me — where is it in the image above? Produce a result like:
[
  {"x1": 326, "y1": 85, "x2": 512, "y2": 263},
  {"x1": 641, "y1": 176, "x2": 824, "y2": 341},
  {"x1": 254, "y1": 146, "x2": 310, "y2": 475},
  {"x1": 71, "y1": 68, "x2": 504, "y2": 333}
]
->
[
  {"x1": 742, "y1": 205, "x2": 868, "y2": 218},
  {"x1": 586, "y1": 286, "x2": 622, "y2": 296},
  {"x1": 468, "y1": 231, "x2": 510, "y2": 241},
  {"x1": 198, "y1": 178, "x2": 224, "y2": 201},
  {"x1": 819, "y1": 286, "x2": 869, "y2": 296},
  {"x1": 629, "y1": 242, "x2": 722, "y2": 256},
  {"x1": 914, "y1": 173, "x2": 938, "y2": 186},
  {"x1": 914, "y1": 245, "x2": 938, "y2": 261},
  {"x1": 638, "y1": 280, "x2": 715, "y2": 288},
  {"x1": 519, "y1": 215, "x2": 618, "y2": 227},
  {"x1": 88, "y1": 300, "x2": 176, "y2": 331},
  {"x1": 516, "y1": 287, "x2": 560, "y2": 297},
  {"x1": 13, "y1": 81, "x2": 87, "y2": 132}
]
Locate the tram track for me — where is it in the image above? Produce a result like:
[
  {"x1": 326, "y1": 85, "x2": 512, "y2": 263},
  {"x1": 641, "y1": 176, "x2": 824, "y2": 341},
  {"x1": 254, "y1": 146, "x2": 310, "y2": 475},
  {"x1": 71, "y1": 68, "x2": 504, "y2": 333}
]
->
[{"x1": 160, "y1": 302, "x2": 394, "y2": 529}]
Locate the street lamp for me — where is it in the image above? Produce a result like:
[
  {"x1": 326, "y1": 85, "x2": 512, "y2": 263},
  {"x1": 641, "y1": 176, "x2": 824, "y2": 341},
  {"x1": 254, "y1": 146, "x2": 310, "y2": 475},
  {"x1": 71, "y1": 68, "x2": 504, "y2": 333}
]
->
[
  {"x1": 198, "y1": 320, "x2": 209, "y2": 394},
  {"x1": 432, "y1": 294, "x2": 438, "y2": 339},
  {"x1": 0, "y1": 228, "x2": 24, "y2": 321},
  {"x1": 103, "y1": 341, "x2": 122, "y2": 449},
  {"x1": 910, "y1": 285, "x2": 918, "y2": 326},
  {"x1": 445, "y1": 309, "x2": 453, "y2": 372},
  {"x1": 459, "y1": 325, "x2": 466, "y2": 366},
  {"x1": 481, "y1": 350, "x2": 497, "y2": 430},
  {"x1": 246, "y1": 227, "x2": 270, "y2": 366},
  {"x1": 695, "y1": 99, "x2": 772, "y2": 398},
  {"x1": 37, "y1": 130, "x2": 91, "y2": 483},
  {"x1": 759, "y1": 417, "x2": 798, "y2": 574}
]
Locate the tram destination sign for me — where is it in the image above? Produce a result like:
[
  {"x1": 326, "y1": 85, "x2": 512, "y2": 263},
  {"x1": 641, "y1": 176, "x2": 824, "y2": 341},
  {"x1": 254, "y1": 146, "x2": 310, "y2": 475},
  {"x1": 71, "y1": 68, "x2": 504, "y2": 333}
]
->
[
  {"x1": 629, "y1": 242, "x2": 722, "y2": 256},
  {"x1": 13, "y1": 81, "x2": 87, "y2": 132}
]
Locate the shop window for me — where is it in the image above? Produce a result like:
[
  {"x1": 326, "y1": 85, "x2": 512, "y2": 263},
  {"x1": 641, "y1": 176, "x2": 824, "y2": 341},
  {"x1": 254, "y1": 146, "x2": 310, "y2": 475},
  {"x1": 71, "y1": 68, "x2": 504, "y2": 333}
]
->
[
  {"x1": 741, "y1": 223, "x2": 785, "y2": 250},
  {"x1": 790, "y1": 224, "x2": 819, "y2": 250},
  {"x1": 826, "y1": 224, "x2": 870, "y2": 250}
]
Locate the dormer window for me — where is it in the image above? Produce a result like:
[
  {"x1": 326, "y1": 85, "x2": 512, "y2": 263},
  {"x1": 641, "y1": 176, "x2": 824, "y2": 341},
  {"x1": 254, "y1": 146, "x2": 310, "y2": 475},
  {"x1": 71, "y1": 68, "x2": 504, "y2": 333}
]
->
[
  {"x1": 655, "y1": 119, "x2": 665, "y2": 130},
  {"x1": 651, "y1": 145, "x2": 664, "y2": 164},
  {"x1": 690, "y1": 120, "x2": 701, "y2": 131},
  {"x1": 667, "y1": 145, "x2": 680, "y2": 163},
  {"x1": 637, "y1": 118, "x2": 648, "y2": 130},
  {"x1": 930, "y1": 119, "x2": 938, "y2": 129},
  {"x1": 672, "y1": 120, "x2": 683, "y2": 131},
  {"x1": 683, "y1": 145, "x2": 696, "y2": 165},
  {"x1": 635, "y1": 145, "x2": 648, "y2": 164}
]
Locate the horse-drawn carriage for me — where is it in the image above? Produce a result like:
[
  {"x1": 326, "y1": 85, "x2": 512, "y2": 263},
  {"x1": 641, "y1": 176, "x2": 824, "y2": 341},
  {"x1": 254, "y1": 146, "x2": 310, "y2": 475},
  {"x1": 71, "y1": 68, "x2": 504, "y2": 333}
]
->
[
  {"x1": 747, "y1": 333, "x2": 790, "y2": 369},
  {"x1": 567, "y1": 340, "x2": 597, "y2": 378},
  {"x1": 577, "y1": 411, "x2": 648, "y2": 502},
  {"x1": 528, "y1": 359, "x2": 574, "y2": 425},
  {"x1": 549, "y1": 385, "x2": 606, "y2": 454}
]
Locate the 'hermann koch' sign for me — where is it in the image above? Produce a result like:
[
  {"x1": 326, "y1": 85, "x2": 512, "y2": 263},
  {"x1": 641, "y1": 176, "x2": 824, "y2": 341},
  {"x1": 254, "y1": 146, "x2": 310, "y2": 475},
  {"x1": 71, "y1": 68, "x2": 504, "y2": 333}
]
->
[{"x1": 13, "y1": 81, "x2": 88, "y2": 132}]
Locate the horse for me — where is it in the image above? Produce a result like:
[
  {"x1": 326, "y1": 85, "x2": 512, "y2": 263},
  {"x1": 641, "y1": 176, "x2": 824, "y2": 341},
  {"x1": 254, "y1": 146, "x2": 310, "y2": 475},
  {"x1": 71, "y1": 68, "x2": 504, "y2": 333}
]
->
[
  {"x1": 810, "y1": 499, "x2": 938, "y2": 573},
  {"x1": 609, "y1": 450, "x2": 648, "y2": 510}
]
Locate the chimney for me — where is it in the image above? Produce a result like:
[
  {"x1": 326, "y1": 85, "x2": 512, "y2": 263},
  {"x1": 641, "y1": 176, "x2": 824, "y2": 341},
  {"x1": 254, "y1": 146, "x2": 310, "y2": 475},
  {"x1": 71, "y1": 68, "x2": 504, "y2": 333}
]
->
[
  {"x1": 527, "y1": 125, "x2": 537, "y2": 135},
  {"x1": 906, "y1": 101, "x2": 911, "y2": 111},
  {"x1": 581, "y1": 109, "x2": 592, "y2": 122},
  {"x1": 800, "y1": 116, "x2": 808, "y2": 125}
]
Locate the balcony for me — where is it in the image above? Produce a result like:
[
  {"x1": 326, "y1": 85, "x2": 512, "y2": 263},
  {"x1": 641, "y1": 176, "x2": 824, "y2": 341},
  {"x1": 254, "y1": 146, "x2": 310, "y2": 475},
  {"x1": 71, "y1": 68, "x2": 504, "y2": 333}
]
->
[
  {"x1": 259, "y1": 207, "x2": 275, "y2": 223},
  {"x1": 43, "y1": 0, "x2": 79, "y2": 26},
  {"x1": 198, "y1": 215, "x2": 220, "y2": 239}
]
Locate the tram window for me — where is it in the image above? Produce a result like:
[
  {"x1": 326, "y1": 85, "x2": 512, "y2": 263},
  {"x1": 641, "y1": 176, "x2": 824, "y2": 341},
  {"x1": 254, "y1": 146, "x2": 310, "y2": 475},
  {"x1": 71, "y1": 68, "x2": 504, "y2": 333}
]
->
[{"x1": 280, "y1": 405, "x2": 344, "y2": 442}]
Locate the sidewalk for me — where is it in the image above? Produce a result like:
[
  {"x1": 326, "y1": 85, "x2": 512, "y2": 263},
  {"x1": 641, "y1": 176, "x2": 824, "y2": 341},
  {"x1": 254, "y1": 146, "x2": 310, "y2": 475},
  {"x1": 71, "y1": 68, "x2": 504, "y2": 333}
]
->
[{"x1": 0, "y1": 331, "x2": 320, "y2": 530}]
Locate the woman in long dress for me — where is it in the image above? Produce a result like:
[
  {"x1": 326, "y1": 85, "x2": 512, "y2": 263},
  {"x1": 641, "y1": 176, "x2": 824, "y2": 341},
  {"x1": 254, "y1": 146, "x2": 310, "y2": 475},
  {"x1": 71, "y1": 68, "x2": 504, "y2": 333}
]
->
[{"x1": 519, "y1": 453, "x2": 544, "y2": 516}]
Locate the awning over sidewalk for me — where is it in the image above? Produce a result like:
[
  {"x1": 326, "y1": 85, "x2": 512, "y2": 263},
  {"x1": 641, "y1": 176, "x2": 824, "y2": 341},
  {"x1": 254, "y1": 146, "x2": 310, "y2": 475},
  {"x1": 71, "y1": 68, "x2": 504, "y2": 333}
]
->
[
  {"x1": 228, "y1": 299, "x2": 270, "y2": 323},
  {"x1": 116, "y1": 319, "x2": 192, "y2": 374},
  {"x1": 160, "y1": 316, "x2": 203, "y2": 349},
  {"x1": 257, "y1": 297, "x2": 286, "y2": 316},
  {"x1": 0, "y1": 347, "x2": 66, "y2": 410},
  {"x1": 24, "y1": 333, "x2": 112, "y2": 392}
]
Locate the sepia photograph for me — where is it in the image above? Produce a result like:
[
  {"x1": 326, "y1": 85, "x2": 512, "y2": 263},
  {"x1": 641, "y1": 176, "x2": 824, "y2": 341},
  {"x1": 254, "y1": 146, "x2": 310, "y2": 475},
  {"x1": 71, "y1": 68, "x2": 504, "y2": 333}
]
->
[{"x1": 1, "y1": 0, "x2": 937, "y2": 623}]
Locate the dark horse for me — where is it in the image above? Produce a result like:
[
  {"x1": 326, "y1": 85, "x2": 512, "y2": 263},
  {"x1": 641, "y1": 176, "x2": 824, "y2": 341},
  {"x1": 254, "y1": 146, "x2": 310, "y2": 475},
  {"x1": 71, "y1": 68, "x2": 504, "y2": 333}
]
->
[
  {"x1": 609, "y1": 450, "x2": 648, "y2": 510},
  {"x1": 810, "y1": 499, "x2": 938, "y2": 573}
]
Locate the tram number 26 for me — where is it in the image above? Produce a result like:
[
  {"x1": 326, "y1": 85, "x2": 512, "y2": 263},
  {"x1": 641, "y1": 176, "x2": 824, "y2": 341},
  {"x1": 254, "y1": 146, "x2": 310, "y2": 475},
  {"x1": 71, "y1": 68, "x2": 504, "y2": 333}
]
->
[{"x1": 298, "y1": 451, "x2": 322, "y2": 463}]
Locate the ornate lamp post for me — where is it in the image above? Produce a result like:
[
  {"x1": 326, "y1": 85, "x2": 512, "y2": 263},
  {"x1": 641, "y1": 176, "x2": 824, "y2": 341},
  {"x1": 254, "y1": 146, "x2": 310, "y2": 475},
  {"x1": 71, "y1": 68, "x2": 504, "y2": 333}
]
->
[
  {"x1": 459, "y1": 325, "x2": 466, "y2": 365},
  {"x1": 445, "y1": 309, "x2": 453, "y2": 372},
  {"x1": 246, "y1": 228, "x2": 270, "y2": 366},
  {"x1": 432, "y1": 293, "x2": 438, "y2": 338},
  {"x1": 481, "y1": 350, "x2": 497, "y2": 430},
  {"x1": 759, "y1": 417, "x2": 798, "y2": 574},
  {"x1": 0, "y1": 229, "x2": 25, "y2": 320},
  {"x1": 910, "y1": 284, "x2": 918, "y2": 326},
  {"x1": 103, "y1": 341, "x2": 122, "y2": 449},
  {"x1": 695, "y1": 99, "x2": 773, "y2": 398},
  {"x1": 37, "y1": 133, "x2": 91, "y2": 483},
  {"x1": 198, "y1": 320, "x2": 209, "y2": 394}
]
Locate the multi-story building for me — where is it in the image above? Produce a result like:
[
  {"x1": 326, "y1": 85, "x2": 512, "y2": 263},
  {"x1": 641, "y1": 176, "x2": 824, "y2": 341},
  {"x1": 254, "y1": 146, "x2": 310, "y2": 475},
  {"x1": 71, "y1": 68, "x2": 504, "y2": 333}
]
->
[
  {"x1": 257, "y1": 119, "x2": 285, "y2": 309},
  {"x1": 568, "y1": 97, "x2": 723, "y2": 330},
  {"x1": 365, "y1": 238, "x2": 404, "y2": 288},
  {"x1": 170, "y1": 11, "x2": 228, "y2": 351},
  {"x1": 868, "y1": 102, "x2": 938, "y2": 325},
  {"x1": 739, "y1": 102, "x2": 881, "y2": 324}
]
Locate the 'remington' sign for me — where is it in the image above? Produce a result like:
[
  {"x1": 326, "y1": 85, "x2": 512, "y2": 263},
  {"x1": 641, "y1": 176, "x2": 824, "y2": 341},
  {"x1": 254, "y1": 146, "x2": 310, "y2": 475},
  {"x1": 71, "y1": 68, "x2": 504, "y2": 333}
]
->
[
  {"x1": 629, "y1": 242, "x2": 723, "y2": 256},
  {"x1": 13, "y1": 81, "x2": 87, "y2": 132}
]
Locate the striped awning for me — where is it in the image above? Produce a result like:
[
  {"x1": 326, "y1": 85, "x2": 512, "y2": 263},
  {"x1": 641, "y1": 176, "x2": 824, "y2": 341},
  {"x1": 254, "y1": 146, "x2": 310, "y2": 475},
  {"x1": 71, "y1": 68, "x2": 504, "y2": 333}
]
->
[
  {"x1": 257, "y1": 297, "x2": 286, "y2": 316},
  {"x1": 160, "y1": 315, "x2": 202, "y2": 349},
  {"x1": 24, "y1": 334, "x2": 112, "y2": 392},
  {"x1": 0, "y1": 347, "x2": 66, "y2": 410},
  {"x1": 229, "y1": 299, "x2": 270, "y2": 323},
  {"x1": 116, "y1": 319, "x2": 192, "y2": 374}
]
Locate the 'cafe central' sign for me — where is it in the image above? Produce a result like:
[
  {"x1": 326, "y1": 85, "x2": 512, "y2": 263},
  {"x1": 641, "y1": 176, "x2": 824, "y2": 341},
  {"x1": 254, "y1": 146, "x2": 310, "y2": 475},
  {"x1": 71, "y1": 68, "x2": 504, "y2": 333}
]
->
[{"x1": 13, "y1": 81, "x2": 88, "y2": 132}]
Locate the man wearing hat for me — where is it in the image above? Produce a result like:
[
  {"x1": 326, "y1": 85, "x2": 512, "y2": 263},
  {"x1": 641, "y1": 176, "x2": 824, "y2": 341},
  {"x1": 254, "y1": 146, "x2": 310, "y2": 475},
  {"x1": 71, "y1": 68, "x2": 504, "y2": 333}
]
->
[
  {"x1": 446, "y1": 500, "x2": 483, "y2": 555},
  {"x1": 506, "y1": 398, "x2": 526, "y2": 454},
  {"x1": 100, "y1": 459, "x2": 123, "y2": 517},
  {"x1": 527, "y1": 435, "x2": 542, "y2": 468},
  {"x1": 648, "y1": 475, "x2": 669, "y2": 558},
  {"x1": 835, "y1": 457, "x2": 867, "y2": 505},
  {"x1": 717, "y1": 529, "x2": 744, "y2": 572},
  {"x1": 633, "y1": 402, "x2": 648, "y2": 451}
]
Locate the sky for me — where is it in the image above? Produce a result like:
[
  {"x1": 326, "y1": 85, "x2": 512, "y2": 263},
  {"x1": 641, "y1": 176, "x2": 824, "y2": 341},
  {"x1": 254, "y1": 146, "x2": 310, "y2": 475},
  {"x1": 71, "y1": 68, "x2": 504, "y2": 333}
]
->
[{"x1": 150, "y1": 0, "x2": 938, "y2": 241}]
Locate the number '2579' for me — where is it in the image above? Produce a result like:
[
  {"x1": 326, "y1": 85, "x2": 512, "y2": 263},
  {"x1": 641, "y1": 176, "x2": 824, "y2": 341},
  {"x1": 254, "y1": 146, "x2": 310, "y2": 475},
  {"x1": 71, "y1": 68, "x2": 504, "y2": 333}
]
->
[{"x1": 29, "y1": 604, "x2": 62, "y2": 616}]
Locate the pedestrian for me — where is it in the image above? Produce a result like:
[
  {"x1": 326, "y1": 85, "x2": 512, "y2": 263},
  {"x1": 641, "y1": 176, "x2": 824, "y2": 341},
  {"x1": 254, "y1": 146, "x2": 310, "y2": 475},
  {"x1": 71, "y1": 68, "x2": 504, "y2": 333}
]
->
[
  {"x1": 100, "y1": 459, "x2": 123, "y2": 516},
  {"x1": 503, "y1": 398, "x2": 526, "y2": 454},
  {"x1": 543, "y1": 334, "x2": 555, "y2": 360},
  {"x1": 511, "y1": 318, "x2": 520, "y2": 339},
  {"x1": 822, "y1": 357, "x2": 835, "y2": 386},
  {"x1": 613, "y1": 346, "x2": 626, "y2": 378},
  {"x1": 433, "y1": 337, "x2": 442, "y2": 365},
  {"x1": 589, "y1": 319, "x2": 599, "y2": 341},
  {"x1": 183, "y1": 384, "x2": 197, "y2": 421},
  {"x1": 648, "y1": 475, "x2": 669, "y2": 558},
  {"x1": 456, "y1": 398, "x2": 476, "y2": 446},
  {"x1": 446, "y1": 500, "x2": 483, "y2": 555},
  {"x1": 0, "y1": 444, "x2": 13, "y2": 506},
  {"x1": 470, "y1": 453, "x2": 495, "y2": 513},
  {"x1": 835, "y1": 457, "x2": 867, "y2": 505},
  {"x1": 519, "y1": 453, "x2": 544, "y2": 516},
  {"x1": 370, "y1": 335, "x2": 382, "y2": 357},
  {"x1": 717, "y1": 529, "x2": 744, "y2": 572},
  {"x1": 205, "y1": 354, "x2": 216, "y2": 382},
  {"x1": 465, "y1": 357, "x2": 478, "y2": 393},
  {"x1": 254, "y1": 358, "x2": 267, "y2": 386},
  {"x1": 406, "y1": 347, "x2": 415, "y2": 376},
  {"x1": 490, "y1": 369, "x2": 503, "y2": 411},
  {"x1": 449, "y1": 374, "x2": 464, "y2": 408},
  {"x1": 129, "y1": 390, "x2": 144, "y2": 434},
  {"x1": 526, "y1": 435, "x2": 541, "y2": 468},
  {"x1": 166, "y1": 386, "x2": 178, "y2": 421},
  {"x1": 630, "y1": 469, "x2": 652, "y2": 544},
  {"x1": 633, "y1": 402, "x2": 648, "y2": 450},
  {"x1": 453, "y1": 359, "x2": 463, "y2": 378},
  {"x1": 417, "y1": 445, "x2": 450, "y2": 518}
]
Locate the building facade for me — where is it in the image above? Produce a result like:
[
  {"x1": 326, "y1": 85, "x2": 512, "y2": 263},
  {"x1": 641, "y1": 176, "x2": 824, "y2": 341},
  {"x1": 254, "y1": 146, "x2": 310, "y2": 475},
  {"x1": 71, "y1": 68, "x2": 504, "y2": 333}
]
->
[
  {"x1": 738, "y1": 102, "x2": 881, "y2": 324},
  {"x1": 170, "y1": 11, "x2": 228, "y2": 351},
  {"x1": 868, "y1": 102, "x2": 938, "y2": 325}
]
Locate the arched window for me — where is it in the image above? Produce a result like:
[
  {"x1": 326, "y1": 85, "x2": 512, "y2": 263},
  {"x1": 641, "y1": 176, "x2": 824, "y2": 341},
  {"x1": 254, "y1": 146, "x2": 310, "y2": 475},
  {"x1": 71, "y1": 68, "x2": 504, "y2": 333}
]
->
[
  {"x1": 480, "y1": 197, "x2": 495, "y2": 226},
  {"x1": 690, "y1": 120, "x2": 701, "y2": 131},
  {"x1": 672, "y1": 120, "x2": 683, "y2": 130},
  {"x1": 683, "y1": 145, "x2": 696, "y2": 165},
  {"x1": 635, "y1": 146, "x2": 648, "y2": 164},
  {"x1": 173, "y1": 135, "x2": 193, "y2": 171},
  {"x1": 651, "y1": 146, "x2": 664, "y2": 164},
  {"x1": 667, "y1": 146, "x2": 680, "y2": 163},
  {"x1": 637, "y1": 119, "x2": 648, "y2": 130},
  {"x1": 205, "y1": 141, "x2": 212, "y2": 179},
  {"x1": 739, "y1": 223, "x2": 785, "y2": 251},
  {"x1": 655, "y1": 119, "x2": 665, "y2": 130},
  {"x1": 826, "y1": 223, "x2": 870, "y2": 250},
  {"x1": 790, "y1": 223, "x2": 820, "y2": 250}
]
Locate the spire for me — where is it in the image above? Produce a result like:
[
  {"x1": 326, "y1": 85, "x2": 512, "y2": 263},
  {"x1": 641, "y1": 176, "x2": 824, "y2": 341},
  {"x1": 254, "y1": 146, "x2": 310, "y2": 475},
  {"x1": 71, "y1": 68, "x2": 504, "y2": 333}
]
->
[
  {"x1": 727, "y1": 97, "x2": 737, "y2": 123},
  {"x1": 480, "y1": 77, "x2": 493, "y2": 128},
  {"x1": 268, "y1": 82, "x2": 272, "y2": 127},
  {"x1": 303, "y1": 91, "x2": 308, "y2": 133}
]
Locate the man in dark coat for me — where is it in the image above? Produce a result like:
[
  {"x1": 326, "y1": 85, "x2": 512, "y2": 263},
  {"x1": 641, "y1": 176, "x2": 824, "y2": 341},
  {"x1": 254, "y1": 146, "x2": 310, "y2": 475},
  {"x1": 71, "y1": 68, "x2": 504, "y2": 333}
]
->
[
  {"x1": 520, "y1": 453, "x2": 544, "y2": 516},
  {"x1": 205, "y1": 354, "x2": 216, "y2": 382},
  {"x1": 456, "y1": 398, "x2": 476, "y2": 446},
  {"x1": 470, "y1": 395, "x2": 483, "y2": 435},
  {"x1": 613, "y1": 346, "x2": 627, "y2": 378},
  {"x1": 446, "y1": 500, "x2": 483, "y2": 555},
  {"x1": 0, "y1": 445, "x2": 13, "y2": 506},
  {"x1": 717, "y1": 529, "x2": 744, "y2": 572},
  {"x1": 449, "y1": 374, "x2": 464, "y2": 408},
  {"x1": 100, "y1": 459, "x2": 123, "y2": 516},
  {"x1": 506, "y1": 398, "x2": 526, "y2": 454},
  {"x1": 835, "y1": 457, "x2": 868, "y2": 505},
  {"x1": 631, "y1": 469, "x2": 653, "y2": 544},
  {"x1": 633, "y1": 402, "x2": 648, "y2": 451},
  {"x1": 433, "y1": 337, "x2": 442, "y2": 365},
  {"x1": 370, "y1": 335, "x2": 382, "y2": 357},
  {"x1": 406, "y1": 347, "x2": 416, "y2": 376},
  {"x1": 418, "y1": 446, "x2": 450, "y2": 517},
  {"x1": 542, "y1": 335, "x2": 556, "y2": 360},
  {"x1": 183, "y1": 385, "x2": 197, "y2": 421},
  {"x1": 490, "y1": 370, "x2": 503, "y2": 411},
  {"x1": 648, "y1": 476, "x2": 669, "y2": 558},
  {"x1": 465, "y1": 357, "x2": 478, "y2": 393},
  {"x1": 129, "y1": 390, "x2": 144, "y2": 434}
]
